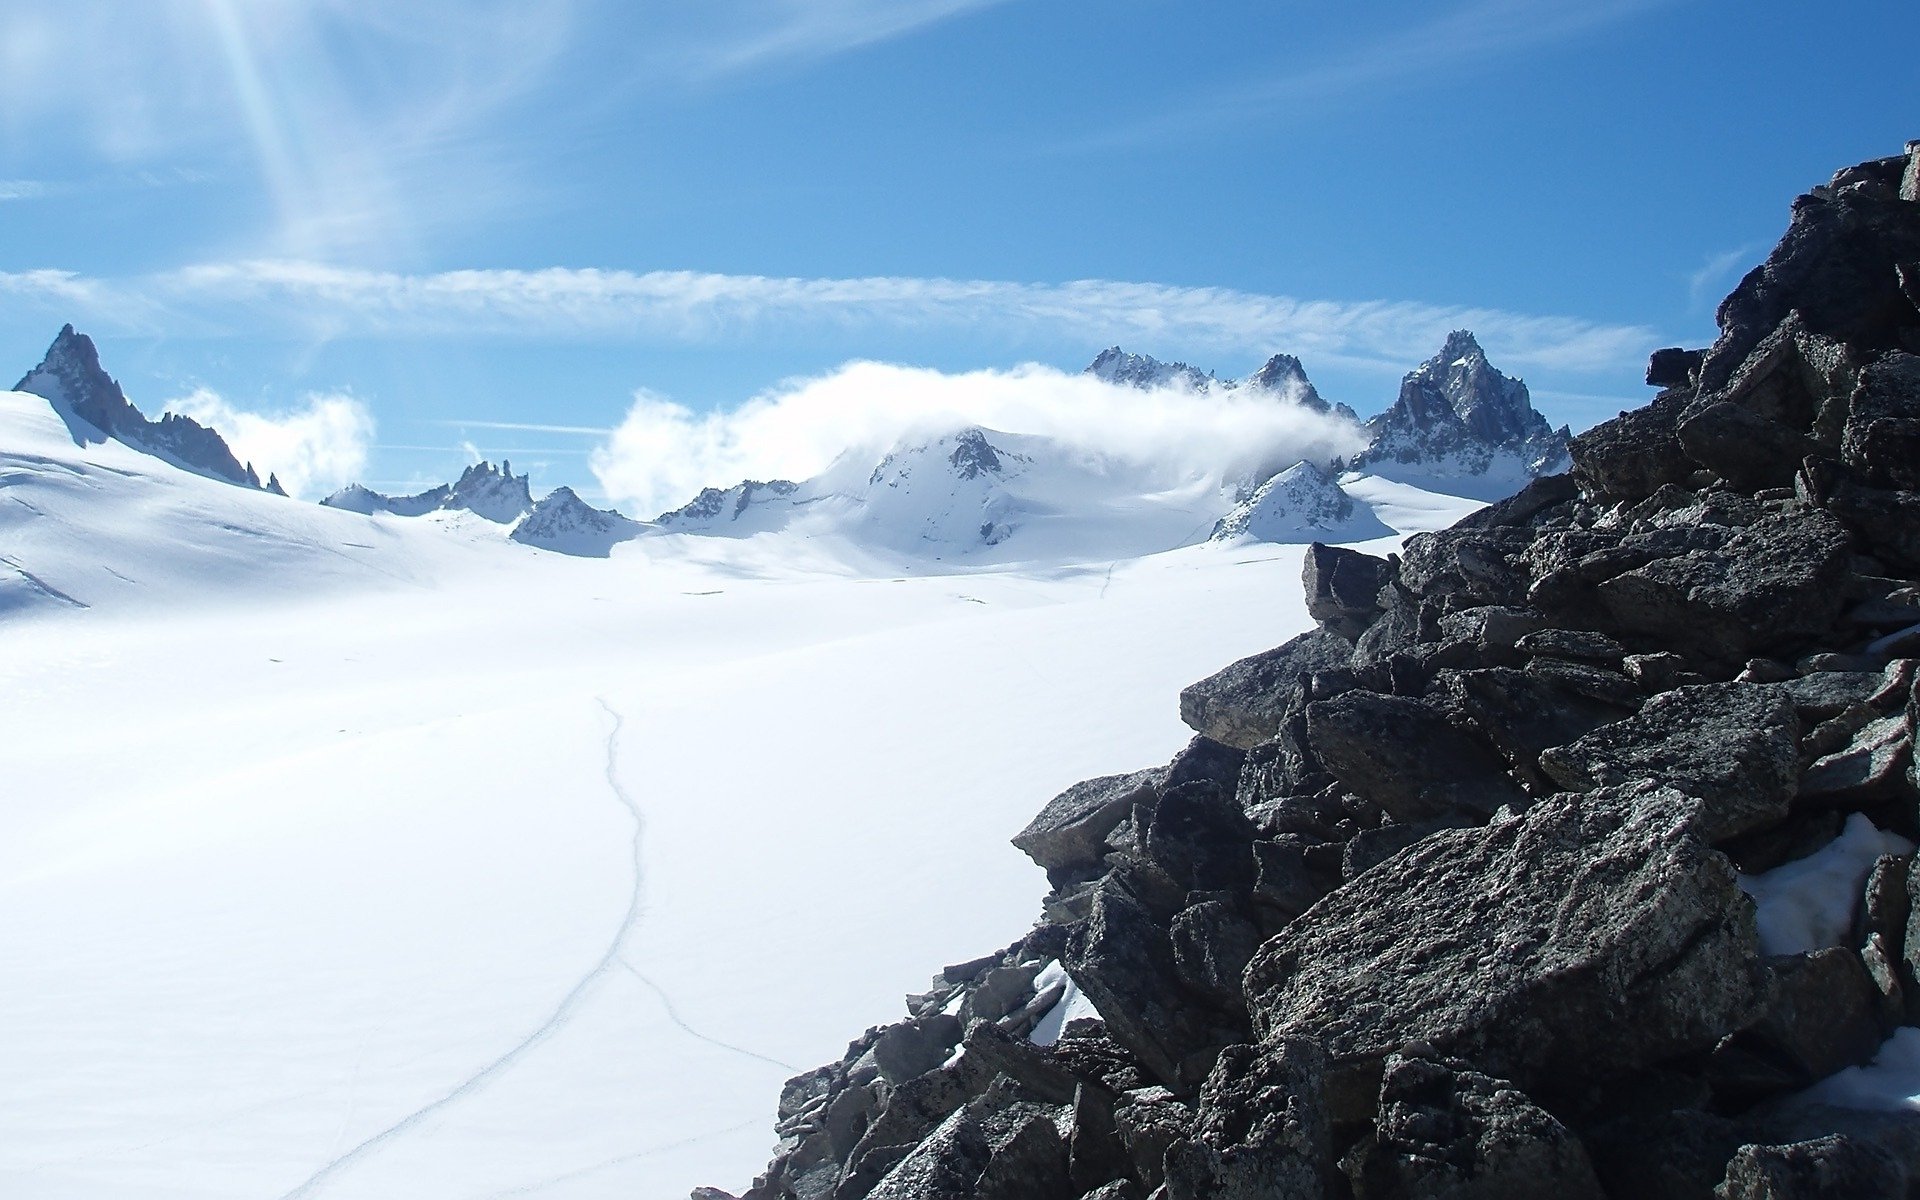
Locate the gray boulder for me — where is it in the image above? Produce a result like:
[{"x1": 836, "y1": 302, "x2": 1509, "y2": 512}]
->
[
  {"x1": 1596, "y1": 511, "x2": 1852, "y2": 661},
  {"x1": 1304, "y1": 691, "x2": 1526, "y2": 823},
  {"x1": 1161, "y1": 1039, "x2": 1331, "y2": 1200},
  {"x1": 1348, "y1": 1052, "x2": 1605, "y2": 1200},
  {"x1": 866, "y1": 1085, "x2": 1070, "y2": 1200},
  {"x1": 1066, "y1": 879, "x2": 1244, "y2": 1091},
  {"x1": 1244, "y1": 783, "x2": 1763, "y2": 1121},
  {"x1": 1014, "y1": 770, "x2": 1162, "y2": 888},
  {"x1": 1538, "y1": 683, "x2": 1801, "y2": 843},
  {"x1": 1717, "y1": 1135, "x2": 1910, "y2": 1200},
  {"x1": 1178, "y1": 631, "x2": 1352, "y2": 751},
  {"x1": 1303, "y1": 543, "x2": 1394, "y2": 639}
]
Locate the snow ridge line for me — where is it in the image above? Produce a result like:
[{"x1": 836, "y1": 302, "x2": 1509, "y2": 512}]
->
[
  {"x1": 617, "y1": 958, "x2": 799, "y2": 1073},
  {"x1": 276, "y1": 698, "x2": 648, "y2": 1200}
]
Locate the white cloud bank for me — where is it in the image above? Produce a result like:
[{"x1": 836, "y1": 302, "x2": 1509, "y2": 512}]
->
[
  {"x1": 590, "y1": 360, "x2": 1368, "y2": 518},
  {"x1": 164, "y1": 389, "x2": 374, "y2": 499}
]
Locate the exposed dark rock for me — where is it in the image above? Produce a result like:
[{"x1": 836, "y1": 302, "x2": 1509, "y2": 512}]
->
[
  {"x1": 1014, "y1": 770, "x2": 1163, "y2": 888},
  {"x1": 1568, "y1": 391, "x2": 1696, "y2": 503},
  {"x1": 1303, "y1": 543, "x2": 1394, "y2": 639},
  {"x1": 1066, "y1": 880, "x2": 1244, "y2": 1091},
  {"x1": 1161, "y1": 1040, "x2": 1331, "y2": 1200},
  {"x1": 1145, "y1": 785, "x2": 1257, "y2": 894},
  {"x1": 1178, "y1": 632, "x2": 1352, "y2": 750},
  {"x1": 1717, "y1": 1134, "x2": 1910, "y2": 1200},
  {"x1": 1169, "y1": 900, "x2": 1261, "y2": 1008},
  {"x1": 1595, "y1": 511, "x2": 1852, "y2": 661},
  {"x1": 865, "y1": 1084, "x2": 1071, "y2": 1200},
  {"x1": 1348, "y1": 1052, "x2": 1605, "y2": 1200},
  {"x1": 1444, "y1": 666, "x2": 1634, "y2": 791},
  {"x1": 1586, "y1": 1107, "x2": 1749, "y2": 1200},
  {"x1": 1707, "y1": 949, "x2": 1885, "y2": 1102},
  {"x1": 16, "y1": 325, "x2": 267, "y2": 490},
  {"x1": 1304, "y1": 691, "x2": 1525, "y2": 823},
  {"x1": 1699, "y1": 155, "x2": 1920, "y2": 394},
  {"x1": 1648, "y1": 347, "x2": 1705, "y2": 388},
  {"x1": 1798, "y1": 713, "x2": 1912, "y2": 804},
  {"x1": 1244, "y1": 783, "x2": 1762, "y2": 1122},
  {"x1": 874, "y1": 1015, "x2": 964, "y2": 1086},
  {"x1": 1537, "y1": 683, "x2": 1801, "y2": 842}
]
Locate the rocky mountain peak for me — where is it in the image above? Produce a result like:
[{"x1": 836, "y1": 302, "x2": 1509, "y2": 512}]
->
[
  {"x1": 1243, "y1": 353, "x2": 1332, "y2": 413},
  {"x1": 509, "y1": 486, "x2": 641, "y2": 557},
  {"x1": 1085, "y1": 346, "x2": 1216, "y2": 392},
  {"x1": 1355, "y1": 329, "x2": 1569, "y2": 483},
  {"x1": 449, "y1": 460, "x2": 534, "y2": 523},
  {"x1": 947, "y1": 427, "x2": 1004, "y2": 480},
  {"x1": 18, "y1": 325, "x2": 145, "y2": 444},
  {"x1": 15, "y1": 325, "x2": 265, "y2": 491}
]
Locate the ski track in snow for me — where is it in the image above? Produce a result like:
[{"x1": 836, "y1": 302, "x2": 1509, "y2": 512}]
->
[
  {"x1": 276, "y1": 698, "x2": 648, "y2": 1200},
  {"x1": 618, "y1": 958, "x2": 798, "y2": 1074}
]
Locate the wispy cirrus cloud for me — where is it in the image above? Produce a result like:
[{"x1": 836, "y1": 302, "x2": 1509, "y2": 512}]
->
[
  {"x1": 666, "y1": 0, "x2": 1016, "y2": 79},
  {"x1": 1084, "y1": 0, "x2": 1676, "y2": 148},
  {"x1": 1687, "y1": 244, "x2": 1759, "y2": 311},
  {"x1": 0, "y1": 259, "x2": 1658, "y2": 376}
]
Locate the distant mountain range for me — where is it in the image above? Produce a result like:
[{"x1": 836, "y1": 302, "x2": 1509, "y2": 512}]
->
[{"x1": 7, "y1": 325, "x2": 1573, "y2": 559}]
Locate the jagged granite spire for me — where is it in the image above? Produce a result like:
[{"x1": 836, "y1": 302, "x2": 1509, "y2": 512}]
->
[
  {"x1": 15, "y1": 325, "x2": 266, "y2": 490},
  {"x1": 1354, "y1": 330, "x2": 1569, "y2": 480},
  {"x1": 321, "y1": 459, "x2": 534, "y2": 524},
  {"x1": 1085, "y1": 346, "x2": 1217, "y2": 391}
]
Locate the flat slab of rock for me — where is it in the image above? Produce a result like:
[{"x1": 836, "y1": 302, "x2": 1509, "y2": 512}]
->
[
  {"x1": 1013, "y1": 769, "x2": 1162, "y2": 887},
  {"x1": 1244, "y1": 783, "x2": 1762, "y2": 1121},
  {"x1": 1538, "y1": 682, "x2": 1801, "y2": 842},
  {"x1": 1596, "y1": 511, "x2": 1851, "y2": 660},
  {"x1": 1179, "y1": 630, "x2": 1353, "y2": 751},
  {"x1": 1304, "y1": 691, "x2": 1526, "y2": 823}
]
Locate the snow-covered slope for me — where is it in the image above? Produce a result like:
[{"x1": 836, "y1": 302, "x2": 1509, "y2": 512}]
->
[
  {"x1": 642, "y1": 421, "x2": 1391, "y2": 562},
  {"x1": 0, "y1": 371, "x2": 1490, "y2": 1199},
  {"x1": 1211, "y1": 461, "x2": 1392, "y2": 542},
  {"x1": 0, "y1": 389, "x2": 478, "y2": 615}
]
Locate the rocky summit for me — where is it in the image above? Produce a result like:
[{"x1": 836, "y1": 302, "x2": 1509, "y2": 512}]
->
[
  {"x1": 709, "y1": 142, "x2": 1920, "y2": 1200},
  {"x1": 1354, "y1": 330, "x2": 1571, "y2": 488},
  {"x1": 15, "y1": 325, "x2": 280, "y2": 493}
]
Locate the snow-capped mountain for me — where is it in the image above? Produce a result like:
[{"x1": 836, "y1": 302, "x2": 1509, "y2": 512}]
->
[
  {"x1": 1241, "y1": 354, "x2": 1361, "y2": 422},
  {"x1": 1352, "y1": 330, "x2": 1570, "y2": 495},
  {"x1": 653, "y1": 479, "x2": 801, "y2": 535},
  {"x1": 1085, "y1": 346, "x2": 1218, "y2": 392},
  {"x1": 510, "y1": 486, "x2": 644, "y2": 557},
  {"x1": 1211, "y1": 460, "x2": 1391, "y2": 542},
  {"x1": 322, "y1": 460, "x2": 534, "y2": 524},
  {"x1": 14, "y1": 325, "x2": 283, "y2": 494}
]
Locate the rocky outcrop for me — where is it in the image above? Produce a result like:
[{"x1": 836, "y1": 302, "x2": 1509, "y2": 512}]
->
[
  {"x1": 713, "y1": 143, "x2": 1920, "y2": 1200},
  {"x1": 509, "y1": 486, "x2": 643, "y2": 556},
  {"x1": 16, "y1": 325, "x2": 273, "y2": 491},
  {"x1": 322, "y1": 460, "x2": 534, "y2": 524}
]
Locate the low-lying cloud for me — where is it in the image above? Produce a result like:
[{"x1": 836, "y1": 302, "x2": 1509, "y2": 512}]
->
[
  {"x1": 164, "y1": 389, "x2": 374, "y2": 499},
  {"x1": 590, "y1": 360, "x2": 1368, "y2": 518}
]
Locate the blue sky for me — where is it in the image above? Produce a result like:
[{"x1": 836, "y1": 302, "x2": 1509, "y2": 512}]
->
[{"x1": 1, "y1": 0, "x2": 1914, "y2": 504}]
